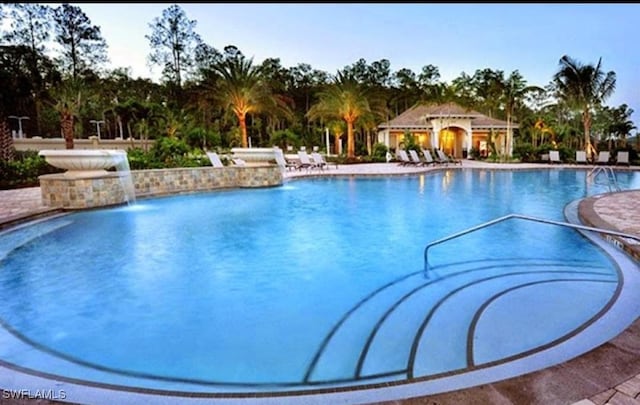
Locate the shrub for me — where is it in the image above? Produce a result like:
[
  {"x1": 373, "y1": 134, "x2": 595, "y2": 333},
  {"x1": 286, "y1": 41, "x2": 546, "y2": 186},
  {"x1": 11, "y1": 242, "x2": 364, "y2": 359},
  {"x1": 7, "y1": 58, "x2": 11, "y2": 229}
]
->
[
  {"x1": 270, "y1": 129, "x2": 301, "y2": 150},
  {"x1": 513, "y1": 144, "x2": 536, "y2": 162},
  {"x1": 556, "y1": 145, "x2": 575, "y2": 162},
  {"x1": 469, "y1": 147, "x2": 482, "y2": 160},
  {"x1": 151, "y1": 137, "x2": 191, "y2": 167},
  {"x1": 400, "y1": 131, "x2": 421, "y2": 153},
  {"x1": 126, "y1": 147, "x2": 163, "y2": 170},
  {"x1": 372, "y1": 143, "x2": 388, "y2": 162},
  {"x1": 185, "y1": 128, "x2": 222, "y2": 150},
  {"x1": 0, "y1": 151, "x2": 63, "y2": 189}
]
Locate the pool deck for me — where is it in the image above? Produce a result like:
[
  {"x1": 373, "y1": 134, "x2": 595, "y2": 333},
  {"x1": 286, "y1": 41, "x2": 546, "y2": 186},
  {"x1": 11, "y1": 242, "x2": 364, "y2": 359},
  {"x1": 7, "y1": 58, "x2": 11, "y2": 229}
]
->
[{"x1": 1, "y1": 160, "x2": 640, "y2": 404}]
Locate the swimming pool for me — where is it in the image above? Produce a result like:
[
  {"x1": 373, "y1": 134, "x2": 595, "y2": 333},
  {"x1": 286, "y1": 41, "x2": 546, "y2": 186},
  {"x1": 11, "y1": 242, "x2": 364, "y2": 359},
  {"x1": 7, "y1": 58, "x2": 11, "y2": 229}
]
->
[{"x1": 1, "y1": 169, "x2": 640, "y2": 402}]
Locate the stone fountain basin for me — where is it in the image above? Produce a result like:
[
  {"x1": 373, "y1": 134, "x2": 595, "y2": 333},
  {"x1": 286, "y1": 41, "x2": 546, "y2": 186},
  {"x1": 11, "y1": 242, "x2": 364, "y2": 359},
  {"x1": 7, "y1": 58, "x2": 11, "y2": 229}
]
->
[
  {"x1": 39, "y1": 149, "x2": 128, "y2": 178},
  {"x1": 230, "y1": 147, "x2": 276, "y2": 166}
]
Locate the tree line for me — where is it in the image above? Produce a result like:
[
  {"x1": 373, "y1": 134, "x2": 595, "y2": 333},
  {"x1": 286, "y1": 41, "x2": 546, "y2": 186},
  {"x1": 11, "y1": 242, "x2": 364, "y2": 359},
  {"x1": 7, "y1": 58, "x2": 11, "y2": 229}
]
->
[{"x1": 0, "y1": 3, "x2": 636, "y2": 162}]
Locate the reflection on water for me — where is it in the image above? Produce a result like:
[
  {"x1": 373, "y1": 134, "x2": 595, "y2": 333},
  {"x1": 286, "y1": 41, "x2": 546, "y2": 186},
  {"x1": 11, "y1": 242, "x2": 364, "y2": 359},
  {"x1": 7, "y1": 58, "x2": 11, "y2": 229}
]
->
[{"x1": 441, "y1": 170, "x2": 453, "y2": 192}]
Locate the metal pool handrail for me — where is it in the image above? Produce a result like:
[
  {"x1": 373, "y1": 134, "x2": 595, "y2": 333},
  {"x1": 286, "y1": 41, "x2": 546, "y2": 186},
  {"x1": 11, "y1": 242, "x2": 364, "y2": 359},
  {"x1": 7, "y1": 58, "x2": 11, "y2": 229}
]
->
[
  {"x1": 423, "y1": 213, "x2": 640, "y2": 275},
  {"x1": 587, "y1": 166, "x2": 621, "y2": 192}
]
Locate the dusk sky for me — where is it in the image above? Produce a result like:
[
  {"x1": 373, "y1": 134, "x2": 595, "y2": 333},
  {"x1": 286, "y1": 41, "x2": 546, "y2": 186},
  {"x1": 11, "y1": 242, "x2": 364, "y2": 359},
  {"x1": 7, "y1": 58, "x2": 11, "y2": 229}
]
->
[{"x1": 60, "y1": 3, "x2": 640, "y2": 128}]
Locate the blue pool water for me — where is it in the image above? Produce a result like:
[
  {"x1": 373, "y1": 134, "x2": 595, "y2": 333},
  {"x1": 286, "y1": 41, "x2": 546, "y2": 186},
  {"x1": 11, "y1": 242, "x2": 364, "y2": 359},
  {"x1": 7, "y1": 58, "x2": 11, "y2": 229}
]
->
[{"x1": 1, "y1": 169, "x2": 640, "y2": 395}]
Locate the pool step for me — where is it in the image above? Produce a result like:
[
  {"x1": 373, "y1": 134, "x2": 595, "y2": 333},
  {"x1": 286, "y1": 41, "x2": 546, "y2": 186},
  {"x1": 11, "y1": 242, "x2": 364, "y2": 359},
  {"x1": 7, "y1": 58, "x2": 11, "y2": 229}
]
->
[
  {"x1": 307, "y1": 259, "x2": 615, "y2": 383},
  {"x1": 0, "y1": 217, "x2": 73, "y2": 260}
]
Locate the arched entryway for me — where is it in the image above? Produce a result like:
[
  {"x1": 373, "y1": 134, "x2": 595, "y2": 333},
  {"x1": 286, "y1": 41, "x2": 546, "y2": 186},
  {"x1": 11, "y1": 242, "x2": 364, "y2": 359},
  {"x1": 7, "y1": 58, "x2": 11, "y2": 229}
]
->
[{"x1": 438, "y1": 126, "x2": 467, "y2": 158}]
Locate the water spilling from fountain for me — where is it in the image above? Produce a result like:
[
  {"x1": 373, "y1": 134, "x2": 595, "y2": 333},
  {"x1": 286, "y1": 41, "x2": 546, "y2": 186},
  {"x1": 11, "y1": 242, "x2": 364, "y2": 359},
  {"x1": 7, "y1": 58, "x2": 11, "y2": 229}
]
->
[{"x1": 113, "y1": 153, "x2": 136, "y2": 205}]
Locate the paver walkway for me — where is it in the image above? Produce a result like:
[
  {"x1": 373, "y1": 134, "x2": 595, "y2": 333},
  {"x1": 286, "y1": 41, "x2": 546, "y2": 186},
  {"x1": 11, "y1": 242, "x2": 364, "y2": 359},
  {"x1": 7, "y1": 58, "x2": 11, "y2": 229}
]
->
[{"x1": 0, "y1": 187, "x2": 48, "y2": 225}]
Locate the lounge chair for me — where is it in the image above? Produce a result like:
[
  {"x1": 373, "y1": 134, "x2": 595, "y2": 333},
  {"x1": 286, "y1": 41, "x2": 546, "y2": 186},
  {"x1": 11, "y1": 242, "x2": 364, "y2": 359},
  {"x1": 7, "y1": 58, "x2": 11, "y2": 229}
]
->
[
  {"x1": 421, "y1": 149, "x2": 438, "y2": 166},
  {"x1": 397, "y1": 150, "x2": 415, "y2": 166},
  {"x1": 232, "y1": 158, "x2": 246, "y2": 167},
  {"x1": 575, "y1": 150, "x2": 588, "y2": 164},
  {"x1": 206, "y1": 151, "x2": 224, "y2": 168},
  {"x1": 309, "y1": 152, "x2": 326, "y2": 170},
  {"x1": 436, "y1": 149, "x2": 462, "y2": 165},
  {"x1": 595, "y1": 151, "x2": 611, "y2": 165},
  {"x1": 409, "y1": 149, "x2": 427, "y2": 166},
  {"x1": 273, "y1": 147, "x2": 298, "y2": 171},
  {"x1": 311, "y1": 152, "x2": 338, "y2": 170},
  {"x1": 432, "y1": 149, "x2": 448, "y2": 165},
  {"x1": 616, "y1": 151, "x2": 630, "y2": 166},
  {"x1": 297, "y1": 150, "x2": 318, "y2": 170},
  {"x1": 549, "y1": 150, "x2": 561, "y2": 164}
]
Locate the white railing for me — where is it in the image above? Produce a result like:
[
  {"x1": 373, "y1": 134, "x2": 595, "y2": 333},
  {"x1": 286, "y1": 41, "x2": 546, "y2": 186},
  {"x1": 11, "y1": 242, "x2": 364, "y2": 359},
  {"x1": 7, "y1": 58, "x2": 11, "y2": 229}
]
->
[{"x1": 423, "y1": 213, "x2": 640, "y2": 276}]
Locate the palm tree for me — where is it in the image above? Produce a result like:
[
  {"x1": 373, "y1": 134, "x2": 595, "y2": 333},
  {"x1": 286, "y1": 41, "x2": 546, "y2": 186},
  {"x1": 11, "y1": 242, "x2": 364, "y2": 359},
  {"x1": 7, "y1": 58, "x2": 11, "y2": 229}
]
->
[
  {"x1": 211, "y1": 56, "x2": 276, "y2": 148},
  {"x1": 553, "y1": 55, "x2": 616, "y2": 154},
  {"x1": 607, "y1": 104, "x2": 636, "y2": 148},
  {"x1": 0, "y1": 72, "x2": 15, "y2": 161},
  {"x1": 0, "y1": 119, "x2": 14, "y2": 161},
  {"x1": 500, "y1": 70, "x2": 543, "y2": 158},
  {"x1": 51, "y1": 79, "x2": 84, "y2": 149},
  {"x1": 307, "y1": 72, "x2": 371, "y2": 158},
  {"x1": 326, "y1": 119, "x2": 345, "y2": 155}
]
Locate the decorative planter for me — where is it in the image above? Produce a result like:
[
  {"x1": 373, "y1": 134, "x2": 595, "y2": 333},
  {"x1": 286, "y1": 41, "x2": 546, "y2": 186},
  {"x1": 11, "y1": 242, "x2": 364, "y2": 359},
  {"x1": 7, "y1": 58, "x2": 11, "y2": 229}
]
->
[{"x1": 38, "y1": 149, "x2": 127, "y2": 178}]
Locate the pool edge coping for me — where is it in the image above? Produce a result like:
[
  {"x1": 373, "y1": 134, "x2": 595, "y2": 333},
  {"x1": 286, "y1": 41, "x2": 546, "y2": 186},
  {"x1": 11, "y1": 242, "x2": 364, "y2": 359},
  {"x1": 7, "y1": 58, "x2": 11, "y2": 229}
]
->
[{"x1": 1, "y1": 166, "x2": 640, "y2": 404}]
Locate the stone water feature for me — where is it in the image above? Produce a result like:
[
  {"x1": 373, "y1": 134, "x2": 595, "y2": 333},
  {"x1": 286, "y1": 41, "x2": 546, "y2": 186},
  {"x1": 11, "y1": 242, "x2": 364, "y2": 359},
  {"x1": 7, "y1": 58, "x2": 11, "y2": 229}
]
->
[
  {"x1": 37, "y1": 149, "x2": 284, "y2": 210},
  {"x1": 38, "y1": 149, "x2": 136, "y2": 209},
  {"x1": 230, "y1": 147, "x2": 277, "y2": 166}
]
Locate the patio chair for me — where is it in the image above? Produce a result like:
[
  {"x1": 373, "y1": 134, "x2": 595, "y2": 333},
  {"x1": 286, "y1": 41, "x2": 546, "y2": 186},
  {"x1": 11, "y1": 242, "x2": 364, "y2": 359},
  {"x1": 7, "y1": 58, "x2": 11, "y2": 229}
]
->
[
  {"x1": 397, "y1": 149, "x2": 415, "y2": 166},
  {"x1": 273, "y1": 147, "x2": 298, "y2": 171},
  {"x1": 421, "y1": 149, "x2": 437, "y2": 166},
  {"x1": 408, "y1": 149, "x2": 428, "y2": 166},
  {"x1": 595, "y1": 151, "x2": 611, "y2": 165},
  {"x1": 616, "y1": 151, "x2": 630, "y2": 166},
  {"x1": 575, "y1": 150, "x2": 588, "y2": 164},
  {"x1": 206, "y1": 151, "x2": 224, "y2": 168},
  {"x1": 311, "y1": 152, "x2": 338, "y2": 170},
  {"x1": 432, "y1": 149, "x2": 448, "y2": 165},
  {"x1": 549, "y1": 150, "x2": 561, "y2": 164},
  {"x1": 436, "y1": 149, "x2": 462, "y2": 165},
  {"x1": 309, "y1": 152, "x2": 326, "y2": 170},
  {"x1": 297, "y1": 150, "x2": 318, "y2": 170}
]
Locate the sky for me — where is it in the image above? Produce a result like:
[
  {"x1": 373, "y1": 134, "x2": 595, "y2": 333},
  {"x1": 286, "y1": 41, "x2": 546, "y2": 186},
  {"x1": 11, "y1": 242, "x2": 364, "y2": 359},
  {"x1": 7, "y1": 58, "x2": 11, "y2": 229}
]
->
[{"x1": 48, "y1": 3, "x2": 640, "y2": 129}]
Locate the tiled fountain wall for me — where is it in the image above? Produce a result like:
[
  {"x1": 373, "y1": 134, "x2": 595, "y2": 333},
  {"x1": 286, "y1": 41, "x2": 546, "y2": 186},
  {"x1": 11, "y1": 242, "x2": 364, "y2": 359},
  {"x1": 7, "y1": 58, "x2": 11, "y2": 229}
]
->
[{"x1": 40, "y1": 165, "x2": 283, "y2": 209}]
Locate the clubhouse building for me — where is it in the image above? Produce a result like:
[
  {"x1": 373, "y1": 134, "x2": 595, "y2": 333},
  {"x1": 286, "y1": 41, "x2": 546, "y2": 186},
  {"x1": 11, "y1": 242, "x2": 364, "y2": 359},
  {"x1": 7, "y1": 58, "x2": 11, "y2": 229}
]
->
[{"x1": 377, "y1": 102, "x2": 516, "y2": 158}]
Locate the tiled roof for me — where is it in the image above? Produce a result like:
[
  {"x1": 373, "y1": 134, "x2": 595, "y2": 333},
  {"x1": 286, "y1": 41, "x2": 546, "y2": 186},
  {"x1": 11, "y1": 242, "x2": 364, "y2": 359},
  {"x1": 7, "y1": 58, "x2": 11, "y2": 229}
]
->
[
  {"x1": 379, "y1": 102, "x2": 517, "y2": 129},
  {"x1": 472, "y1": 115, "x2": 519, "y2": 129}
]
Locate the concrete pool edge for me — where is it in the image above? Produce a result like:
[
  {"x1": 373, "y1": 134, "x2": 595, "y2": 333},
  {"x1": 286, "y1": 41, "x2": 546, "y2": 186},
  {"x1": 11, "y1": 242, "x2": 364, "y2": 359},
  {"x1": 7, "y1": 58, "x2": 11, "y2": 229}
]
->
[
  {"x1": 1, "y1": 168, "x2": 640, "y2": 404},
  {"x1": 579, "y1": 190, "x2": 640, "y2": 263}
]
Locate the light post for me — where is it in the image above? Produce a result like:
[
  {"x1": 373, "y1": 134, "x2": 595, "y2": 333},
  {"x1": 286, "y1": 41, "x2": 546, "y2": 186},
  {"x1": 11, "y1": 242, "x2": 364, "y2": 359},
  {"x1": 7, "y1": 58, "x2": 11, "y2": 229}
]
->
[
  {"x1": 325, "y1": 127, "x2": 330, "y2": 156},
  {"x1": 89, "y1": 120, "x2": 105, "y2": 140},
  {"x1": 8, "y1": 116, "x2": 29, "y2": 139}
]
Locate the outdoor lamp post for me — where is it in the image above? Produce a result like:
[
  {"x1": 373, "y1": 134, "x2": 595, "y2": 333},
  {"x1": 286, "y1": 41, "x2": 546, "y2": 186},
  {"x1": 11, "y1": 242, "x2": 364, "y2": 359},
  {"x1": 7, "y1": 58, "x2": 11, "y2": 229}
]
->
[
  {"x1": 89, "y1": 120, "x2": 105, "y2": 140},
  {"x1": 8, "y1": 115, "x2": 29, "y2": 138},
  {"x1": 325, "y1": 127, "x2": 330, "y2": 156}
]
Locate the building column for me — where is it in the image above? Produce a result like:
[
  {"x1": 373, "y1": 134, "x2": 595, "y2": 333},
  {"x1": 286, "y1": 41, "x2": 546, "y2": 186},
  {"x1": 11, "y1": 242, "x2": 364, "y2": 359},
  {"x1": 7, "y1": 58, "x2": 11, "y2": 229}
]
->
[
  {"x1": 508, "y1": 128, "x2": 514, "y2": 156},
  {"x1": 431, "y1": 120, "x2": 440, "y2": 150},
  {"x1": 377, "y1": 129, "x2": 391, "y2": 148},
  {"x1": 465, "y1": 130, "x2": 473, "y2": 157}
]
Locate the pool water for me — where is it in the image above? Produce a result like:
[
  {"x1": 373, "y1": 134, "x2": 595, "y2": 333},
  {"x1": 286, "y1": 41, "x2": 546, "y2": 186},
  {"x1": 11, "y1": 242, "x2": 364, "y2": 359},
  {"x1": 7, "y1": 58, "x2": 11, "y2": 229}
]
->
[{"x1": 1, "y1": 169, "x2": 640, "y2": 394}]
